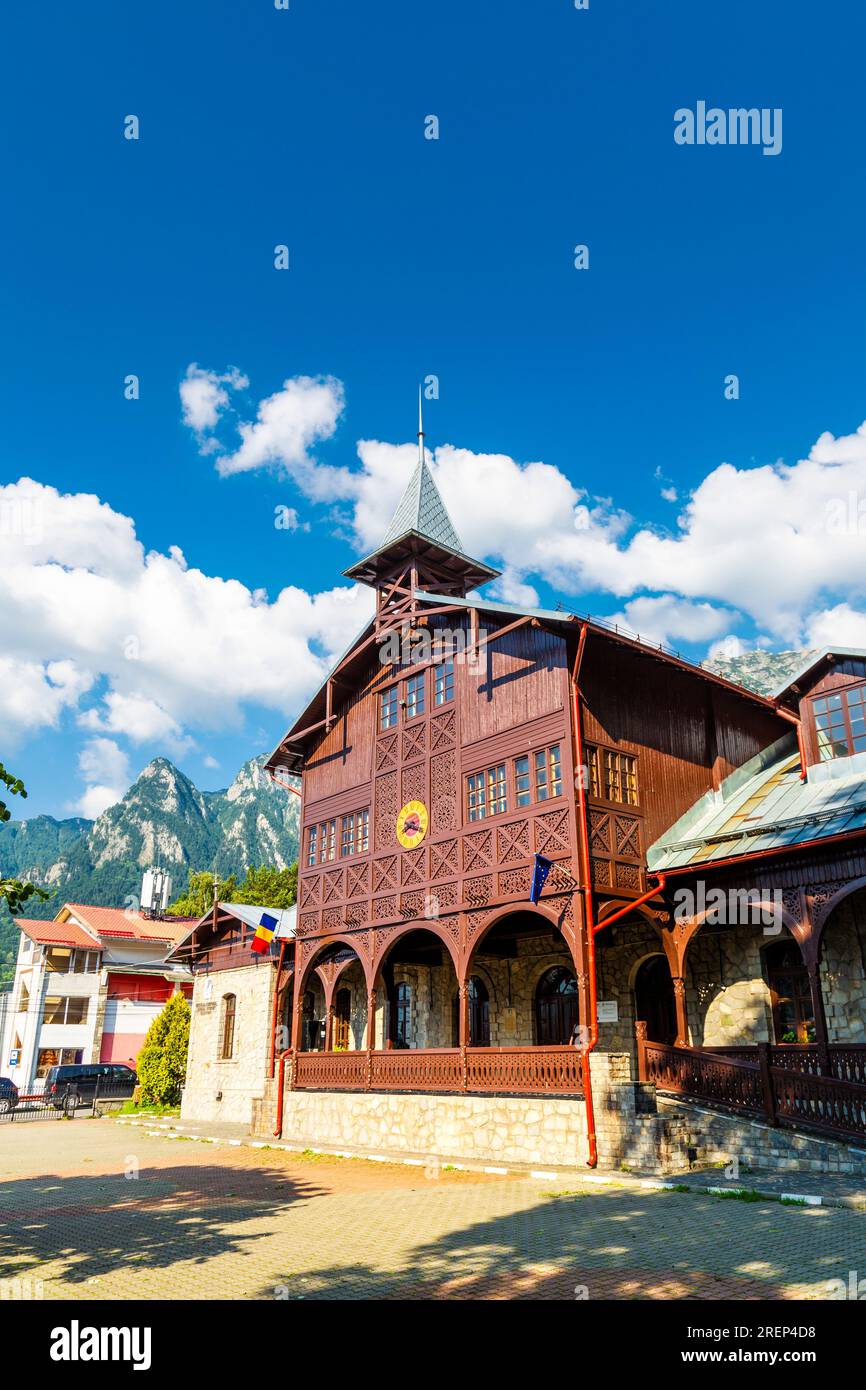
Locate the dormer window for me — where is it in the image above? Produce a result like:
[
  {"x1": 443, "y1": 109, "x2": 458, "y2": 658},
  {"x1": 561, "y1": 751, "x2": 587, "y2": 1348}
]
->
[{"x1": 813, "y1": 685, "x2": 866, "y2": 761}]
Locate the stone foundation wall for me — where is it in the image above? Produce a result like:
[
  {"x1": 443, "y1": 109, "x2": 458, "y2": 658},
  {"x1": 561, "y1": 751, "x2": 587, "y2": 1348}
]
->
[
  {"x1": 182, "y1": 961, "x2": 275, "y2": 1127},
  {"x1": 259, "y1": 1050, "x2": 693, "y2": 1174}
]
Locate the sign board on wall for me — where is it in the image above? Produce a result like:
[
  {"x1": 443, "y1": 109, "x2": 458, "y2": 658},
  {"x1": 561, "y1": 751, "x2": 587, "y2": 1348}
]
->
[
  {"x1": 9, "y1": 1049, "x2": 21, "y2": 1067},
  {"x1": 597, "y1": 1001, "x2": 619, "y2": 1024}
]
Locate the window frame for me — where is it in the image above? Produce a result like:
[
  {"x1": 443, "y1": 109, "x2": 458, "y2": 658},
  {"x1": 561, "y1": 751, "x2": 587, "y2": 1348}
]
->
[
  {"x1": 586, "y1": 742, "x2": 639, "y2": 808},
  {"x1": 379, "y1": 684, "x2": 399, "y2": 731},
  {"x1": 405, "y1": 670, "x2": 426, "y2": 720},
  {"x1": 434, "y1": 658, "x2": 455, "y2": 706},
  {"x1": 219, "y1": 993, "x2": 237, "y2": 1060},
  {"x1": 340, "y1": 807, "x2": 370, "y2": 858},
  {"x1": 464, "y1": 743, "x2": 565, "y2": 825},
  {"x1": 809, "y1": 681, "x2": 866, "y2": 763}
]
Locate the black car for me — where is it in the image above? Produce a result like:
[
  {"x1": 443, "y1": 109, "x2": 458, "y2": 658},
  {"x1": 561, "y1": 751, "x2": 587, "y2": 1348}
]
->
[
  {"x1": 43, "y1": 1063, "x2": 137, "y2": 1108},
  {"x1": 0, "y1": 1077, "x2": 19, "y2": 1114}
]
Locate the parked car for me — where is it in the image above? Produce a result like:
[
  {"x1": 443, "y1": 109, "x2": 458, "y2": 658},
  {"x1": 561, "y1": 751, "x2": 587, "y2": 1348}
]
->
[
  {"x1": 43, "y1": 1063, "x2": 137, "y2": 1108},
  {"x1": 0, "y1": 1077, "x2": 19, "y2": 1114}
]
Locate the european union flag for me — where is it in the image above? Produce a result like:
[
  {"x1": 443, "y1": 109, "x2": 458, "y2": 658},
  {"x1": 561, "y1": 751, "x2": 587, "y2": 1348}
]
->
[{"x1": 530, "y1": 853, "x2": 553, "y2": 904}]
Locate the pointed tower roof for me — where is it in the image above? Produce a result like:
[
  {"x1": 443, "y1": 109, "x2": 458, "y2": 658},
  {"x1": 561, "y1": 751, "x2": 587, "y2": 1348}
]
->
[{"x1": 343, "y1": 395, "x2": 499, "y2": 595}]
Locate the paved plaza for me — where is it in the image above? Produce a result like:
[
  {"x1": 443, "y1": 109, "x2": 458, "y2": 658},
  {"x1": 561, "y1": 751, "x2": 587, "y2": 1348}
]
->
[{"x1": 0, "y1": 1117, "x2": 864, "y2": 1300}]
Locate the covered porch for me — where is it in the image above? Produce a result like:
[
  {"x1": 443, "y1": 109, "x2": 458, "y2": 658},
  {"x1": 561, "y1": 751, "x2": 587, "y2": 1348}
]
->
[{"x1": 288, "y1": 906, "x2": 586, "y2": 1096}]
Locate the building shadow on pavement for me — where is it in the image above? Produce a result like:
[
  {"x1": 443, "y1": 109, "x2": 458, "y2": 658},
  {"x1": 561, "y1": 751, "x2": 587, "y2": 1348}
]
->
[
  {"x1": 252, "y1": 1189, "x2": 842, "y2": 1302},
  {"x1": 0, "y1": 1161, "x2": 326, "y2": 1287}
]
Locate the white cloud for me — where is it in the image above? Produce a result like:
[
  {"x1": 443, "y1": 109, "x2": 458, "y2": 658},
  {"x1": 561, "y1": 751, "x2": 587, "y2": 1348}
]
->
[
  {"x1": 188, "y1": 370, "x2": 350, "y2": 496},
  {"x1": 182, "y1": 369, "x2": 866, "y2": 648},
  {"x1": 0, "y1": 656, "x2": 93, "y2": 741},
  {"x1": 606, "y1": 595, "x2": 738, "y2": 650},
  {"x1": 805, "y1": 603, "x2": 866, "y2": 649},
  {"x1": 74, "y1": 737, "x2": 131, "y2": 816},
  {"x1": 180, "y1": 364, "x2": 248, "y2": 436},
  {"x1": 0, "y1": 478, "x2": 374, "y2": 761}
]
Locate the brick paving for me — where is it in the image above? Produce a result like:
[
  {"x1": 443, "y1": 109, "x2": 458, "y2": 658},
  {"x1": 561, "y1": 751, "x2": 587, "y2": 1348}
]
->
[{"x1": 0, "y1": 1117, "x2": 864, "y2": 1300}]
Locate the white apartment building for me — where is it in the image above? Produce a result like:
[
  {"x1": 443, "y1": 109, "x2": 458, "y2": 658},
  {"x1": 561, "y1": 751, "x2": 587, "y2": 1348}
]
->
[{"x1": 1, "y1": 904, "x2": 193, "y2": 1092}]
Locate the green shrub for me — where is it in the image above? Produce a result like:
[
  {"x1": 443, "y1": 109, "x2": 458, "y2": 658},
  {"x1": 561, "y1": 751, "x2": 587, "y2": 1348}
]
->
[{"x1": 136, "y1": 992, "x2": 191, "y2": 1106}]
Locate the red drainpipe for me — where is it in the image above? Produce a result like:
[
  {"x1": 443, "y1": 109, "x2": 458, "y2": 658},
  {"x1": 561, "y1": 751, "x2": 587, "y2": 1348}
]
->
[
  {"x1": 268, "y1": 770, "x2": 302, "y2": 797},
  {"x1": 268, "y1": 940, "x2": 287, "y2": 1078},
  {"x1": 273, "y1": 1048, "x2": 292, "y2": 1138},
  {"x1": 570, "y1": 624, "x2": 666, "y2": 1167},
  {"x1": 773, "y1": 704, "x2": 807, "y2": 781}
]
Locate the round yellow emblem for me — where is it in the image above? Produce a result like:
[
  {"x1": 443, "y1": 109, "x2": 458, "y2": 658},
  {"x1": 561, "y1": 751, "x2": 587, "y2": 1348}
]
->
[{"x1": 396, "y1": 799, "x2": 429, "y2": 849}]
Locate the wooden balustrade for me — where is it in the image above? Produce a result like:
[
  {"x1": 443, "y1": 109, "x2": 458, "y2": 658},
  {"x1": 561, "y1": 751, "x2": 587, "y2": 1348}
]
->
[
  {"x1": 637, "y1": 1027, "x2": 866, "y2": 1143},
  {"x1": 370, "y1": 1048, "x2": 463, "y2": 1092},
  {"x1": 292, "y1": 1045, "x2": 584, "y2": 1095},
  {"x1": 293, "y1": 1050, "x2": 368, "y2": 1090},
  {"x1": 465, "y1": 1045, "x2": 584, "y2": 1094}
]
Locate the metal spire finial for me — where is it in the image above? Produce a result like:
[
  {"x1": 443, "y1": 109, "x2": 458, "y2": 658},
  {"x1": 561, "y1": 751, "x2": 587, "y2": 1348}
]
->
[{"x1": 417, "y1": 384, "x2": 424, "y2": 465}]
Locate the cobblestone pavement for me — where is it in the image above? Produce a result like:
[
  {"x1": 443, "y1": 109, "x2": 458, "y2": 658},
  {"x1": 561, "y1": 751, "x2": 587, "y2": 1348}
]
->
[{"x1": 0, "y1": 1118, "x2": 864, "y2": 1300}]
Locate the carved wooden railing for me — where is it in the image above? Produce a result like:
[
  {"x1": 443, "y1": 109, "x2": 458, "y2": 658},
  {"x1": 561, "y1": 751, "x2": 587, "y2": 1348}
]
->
[
  {"x1": 465, "y1": 1045, "x2": 584, "y2": 1095},
  {"x1": 292, "y1": 1046, "x2": 584, "y2": 1095},
  {"x1": 639, "y1": 1040, "x2": 766, "y2": 1117},
  {"x1": 706, "y1": 1043, "x2": 866, "y2": 1086},
  {"x1": 370, "y1": 1048, "x2": 463, "y2": 1092},
  {"x1": 637, "y1": 1028, "x2": 866, "y2": 1143},
  {"x1": 293, "y1": 1050, "x2": 368, "y2": 1090}
]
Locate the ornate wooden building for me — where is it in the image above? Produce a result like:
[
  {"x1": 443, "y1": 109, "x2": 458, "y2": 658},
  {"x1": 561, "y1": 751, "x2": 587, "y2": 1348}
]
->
[{"x1": 193, "y1": 419, "x2": 856, "y2": 1173}]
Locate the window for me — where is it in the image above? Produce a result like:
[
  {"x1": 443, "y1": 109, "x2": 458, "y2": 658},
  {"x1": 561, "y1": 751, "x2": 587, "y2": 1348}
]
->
[
  {"x1": 73, "y1": 949, "x2": 99, "y2": 973},
  {"x1": 391, "y1": 982, "x2": 411, "y2": 1048},
  {"x1": 17, "y1": 980, "x2": 29, "y2": 1012},
  {"x1": 219, "y1": 993, "x2": 237, "y2": 1059},
  {"x1": 406, "y1": 671, "x2": 426, "y2": 719},
  {"x1": 451, "y1": 976, "x2": 490, "y2": 1047},
  {"x1": 434, "y1": 659, "x2": 454, "y2": 705},
  {"x1": 535, "y1": 744, "x2": 562, "y2": 801},
  {"x1": 45, "y1": 947, "x2": 72, "y2": 973},
  {"x1": 813, "y1": 685, "x2": 866, "y2": 762},
  {"x1": 466, "y1": 762, "x2": 507, "y2": 820},
  {"x1": 766, "y1": 943, "x2": 815, "y2": 1044},
  {"x1": 379, "y1": 685, "x2": 398, "y2": 730},
  {"x1": 487, "y1": 762, "x2": 507, "y2": 815},
  {"x1": 515, "y1": 755, "x2": 532, "y2": 807},
  {"x1": 466, "y1": 769, "x2": 487, "y2": 822},
  {"x1": 307, "y1": 819, "x2": 336, "y2": 865},
  {"x1": 535, "y1": 967, "x2": 579, "y2": 1046},
  {"x1": 42, "y1": 996, "x2": 89, "y2": 1026},
  {"x1": 36, "y1": 1047, "x2": 83, "y2": 1078},
  {"x1": 334, "y1": 987, "x2": 351, "y2": 1049},
  {"x1": 587, "y1": 744, "x2": 638, "y2": 805},
  {"x1": 340, "y1": 809, "x2": 369, "y2": 857}
]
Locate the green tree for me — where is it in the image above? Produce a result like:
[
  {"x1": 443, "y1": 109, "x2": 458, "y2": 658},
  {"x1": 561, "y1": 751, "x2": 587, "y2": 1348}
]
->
[
  {"x1": 233, "y1": 862, "x2": 297, "y2": 908},
  {"x1": 166, "y1": 870, "x2": 237, "y2": 917},
  {"x1": 0, "y1": 761, "x2": 50, "y2": 914},
  {"x1": 136, "y1": 991, "x2": 191, "y2": 1106}
]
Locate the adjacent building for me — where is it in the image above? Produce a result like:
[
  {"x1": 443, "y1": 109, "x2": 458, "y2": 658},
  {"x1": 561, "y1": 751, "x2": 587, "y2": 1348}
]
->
[{"x1": 2, "y1": 903, "x2": 193, "y2": 1091}]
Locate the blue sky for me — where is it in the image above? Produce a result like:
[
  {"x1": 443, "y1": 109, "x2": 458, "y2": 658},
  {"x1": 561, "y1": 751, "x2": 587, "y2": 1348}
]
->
[{"x1": 2, "y1": 0, "x2": 866, "y2": 819}]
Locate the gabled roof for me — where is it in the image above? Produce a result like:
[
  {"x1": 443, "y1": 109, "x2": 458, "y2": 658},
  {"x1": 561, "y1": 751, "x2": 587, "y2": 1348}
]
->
[
  {"x1": 165, "y1": 901, "x2": 296, "y2": 959},
  {"x1": 648, "y1": 734, "x2": 866, "y2": 871},
  {"x1": 14, "y1": 917, "x2": 99, "y2": 949},
  {"x1": 772, "y1": 647, "x2": 866, "y2": 703},
  {"x1": 60, "y1": 904, "x2": 195, "y2": 945},
  {"x1": 266, "y1": 588, "x2": 786, "y2": 777}
]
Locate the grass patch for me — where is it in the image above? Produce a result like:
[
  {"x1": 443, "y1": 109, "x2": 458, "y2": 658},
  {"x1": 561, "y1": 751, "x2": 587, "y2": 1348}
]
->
[
  {"x1": 666, "y1": 1183, "x2": 692, "y2": 1193},
  {"x1": 117, "y1": 1101, "x2": 181, "y2": 1117},
  {"x1": 714, "y1": 1188, "x2": 768, "y2": 1203}
]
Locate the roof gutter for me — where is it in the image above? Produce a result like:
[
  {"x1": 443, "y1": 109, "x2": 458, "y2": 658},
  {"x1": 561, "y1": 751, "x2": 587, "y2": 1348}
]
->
[{"x1": 651, "y1": 822, "x2": 866, "y2": 877}]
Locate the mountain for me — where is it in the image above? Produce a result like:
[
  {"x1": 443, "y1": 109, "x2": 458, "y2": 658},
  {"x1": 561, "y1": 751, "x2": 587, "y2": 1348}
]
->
[
  {"x1": 0, "y1": 756, "x2": 300, "y2": 978},
  {"x1": 702, "y1": 648, "x2": 812, "y2": 698}
]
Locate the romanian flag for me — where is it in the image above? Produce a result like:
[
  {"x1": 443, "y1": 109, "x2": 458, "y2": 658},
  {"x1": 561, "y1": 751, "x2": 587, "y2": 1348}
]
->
[{"x1": 251, "y1": 911, "x2": 278, "y2": 955}]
